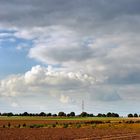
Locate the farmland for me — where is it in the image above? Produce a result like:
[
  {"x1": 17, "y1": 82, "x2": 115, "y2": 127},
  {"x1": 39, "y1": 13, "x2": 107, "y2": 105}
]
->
[{"x1": 0, "y1": 116, "x2": 140, "y2": 139}]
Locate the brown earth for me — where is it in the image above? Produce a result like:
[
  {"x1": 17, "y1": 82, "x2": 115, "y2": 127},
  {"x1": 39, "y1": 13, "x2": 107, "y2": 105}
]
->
[
  {"x1": 0, "y1": 128, "x2": 140, "y2": 140},
  {"x1": 0, "y1": 120, "x2": 85, "y2": 125},
  {"x1": 0, "y1": 120, "x2": 140, "y2": 140}
]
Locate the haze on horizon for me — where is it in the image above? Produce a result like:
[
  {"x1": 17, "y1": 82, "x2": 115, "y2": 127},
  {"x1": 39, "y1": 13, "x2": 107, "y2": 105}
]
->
[{"x1": 0, "y1": 0, "x2": 140, "y2": 115}]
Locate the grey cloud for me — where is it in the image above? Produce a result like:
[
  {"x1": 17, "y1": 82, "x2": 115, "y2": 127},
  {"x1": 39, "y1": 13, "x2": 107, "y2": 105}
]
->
[
  {"x1": 107, "y1": 69, "x2": 140, "y2": 85},
  {"x1": 1, "y1": 0, "x2": 140, "y2": 32},
  {"x1": 28, "y1": 28, "x2": 140, "y2": 85},
  {"x1": 97, "y1": 92, "x2": 121, "y2": 102},
  {"x1": 29, "y1": 44, "x2": 93, "y2": 63},
  {"x1": 89, "y1": 86, "x2": 121, "y2": 102},
  {"x1": 101, "y1": 58, "x2": 140, "y2": 85}
]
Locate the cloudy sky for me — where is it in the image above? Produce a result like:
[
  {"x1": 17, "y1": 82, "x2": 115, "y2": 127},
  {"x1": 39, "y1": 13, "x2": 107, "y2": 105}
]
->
[{"x1": 0, "y1": 0, "x2": 140, "y2": 115}]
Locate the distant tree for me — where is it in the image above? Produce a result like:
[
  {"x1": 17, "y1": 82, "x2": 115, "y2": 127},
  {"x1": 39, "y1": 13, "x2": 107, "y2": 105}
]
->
[
  {"x1": 46, "y1": 113, "x2": 52, "y2": 117},
  {"x1": 112, "y1": 113, "x2": 119, "y2": 117},
  {"x1": 22, "y1": 112, "x2": 29, "y2": 116},
  {"x1": 114, "y1": 113, "x2": 119, "y2": 117},
  {"x1": 134, "y1": 113, "x2": 138, "y2": 117},
  {"x1": 97, "y1": 113, "x2": 103, "y2": 117},
  {"x1": 52, "y1": 114, "x2": 57, "y2": 117},
  {"x1": 67, "y1": 113, "x2": 70, "y2": 117},
  {"x1": 69, "y1": 112, "x2": 75, "y2": 117},
  {"x1": 2, "y1": 113, "x2": 7, "y2": 116},
  {"x1": 107, "y1": 112, "x2": 112, "y2": 117},
  {"x1": 89, "y1": 114, "x2": 94, "y2": 117},
  {"x1": 128, "y1": 113, "x2": 133, "y2": 117},
  {"x1": 29, "y1": 113, "x2": 34, "y2": 116},
  {"x1": 7, "y1": 112, "x2": 13, "y2": 117},
  {"x1": 58, "y1": 112, "x2": 66, "y2": 117},
  {"x1": 102, "y1": 114, "x2": 106, "y2": 117},
  {"x1": 106, "y1": 112, "x2": 119, "y2": 117},
  {"x1": 19, "y1": 113, "x2": 22, "y2": 116},
  {"x1": 39, "y1": 112, "x2": 46, "y2": 116},
  {"x1": 80, "y1": 112, "x2": 88, "y2": 117},
  {"x1": 111, "y1": 113, "x2": 115, "y2": 117},
  {"x1": 34, "y1": 113, "x2": 37, "y2": 116}
]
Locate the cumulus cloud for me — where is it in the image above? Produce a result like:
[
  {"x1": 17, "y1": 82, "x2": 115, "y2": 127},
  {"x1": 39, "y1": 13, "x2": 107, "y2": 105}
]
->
[
  {"x1": 0, "y1": 65, "x2": 97, "y2": 112},
  {"x1": 0, "y1": 65, "x2": 95, "y2": 97},
  {"x1": 26, "y1": 28, "x2": 140, "y2": 85}
]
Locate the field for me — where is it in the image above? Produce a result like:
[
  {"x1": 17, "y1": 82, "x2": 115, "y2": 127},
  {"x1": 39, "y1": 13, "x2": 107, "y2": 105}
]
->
[{"x1": 0, "y1": 117, "x2": 140, "y2": 139}]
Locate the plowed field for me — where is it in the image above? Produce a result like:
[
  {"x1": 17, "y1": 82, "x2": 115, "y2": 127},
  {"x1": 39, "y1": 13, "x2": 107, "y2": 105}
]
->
[
  {"x1": 0, "y1": 128, "x2": 140, "y2": 140},
  {"x1": 0, "y1": 118, "x2": 140, "y2": 140}
]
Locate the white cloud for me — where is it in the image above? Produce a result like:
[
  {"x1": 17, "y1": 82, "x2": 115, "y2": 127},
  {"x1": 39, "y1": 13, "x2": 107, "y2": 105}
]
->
[
  {"x1": 0, "y1": 65, "x2": 97, "y2": 112},
  {"x1": 60, "y1": 94, "x2": 70, "y2": 104},
  {"x1": 0, "y1": 65, "x2": 95, "y2": 98},
  {"x1": 23, "y1": 26, "x2": 140, "y2": 86},
  {"x1": 11, "y1": 102, "x2": 18, "y2": 107},
  {"x1": 27, "y1": 26, "x2": 88, "y2": 64}
]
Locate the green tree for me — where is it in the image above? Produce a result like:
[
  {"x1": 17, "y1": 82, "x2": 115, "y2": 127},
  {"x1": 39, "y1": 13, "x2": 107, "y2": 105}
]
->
[
  {"x1": 22, "y1": 112, "x2": 29, "y2": 116},
  {"x1": 134, "y1": 113, "x2": 138, "y2": 117},
  {"x1": 39, "y1": 112, "x2": 46, "y2": 116},
  {"x1": 89, "y1": 114, "x2": 94, "y2": 117},
  {"x1": 52, "y1": 114, "x2": 57, "y2": 117},
  {"x1": 128, "y1": 113, "x2": 133, "y2": 117},
  {"x1": 58, "y1": 112, "x2": 66, "y2": 117},
  {"x1": 46, "y1": 113, "x2": 52, "y2": 116},
  {"x1": 97, "y1": 113, "x2": 103, "y2": 117},
  {"x1": 107, "y1": 112, "x2": 112, "y2": 117},
  {"x1": 80, "y1": 112, "x2": 88, "y2": 117},
  {"x1": 69, "y1": 112, "x2": 75, "y2": 117}
]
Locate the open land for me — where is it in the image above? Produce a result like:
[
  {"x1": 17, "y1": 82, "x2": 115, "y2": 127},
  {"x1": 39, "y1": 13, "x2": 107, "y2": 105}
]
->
[{"x1": 0, "y1": 117, "x2": 140, "y2": 140}]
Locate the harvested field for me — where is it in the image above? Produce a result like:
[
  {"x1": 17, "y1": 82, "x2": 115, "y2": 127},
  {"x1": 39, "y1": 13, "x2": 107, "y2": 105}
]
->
[
  {"x1": 0, "y1": 128, "x2": 140, "y2": 140},
  {"x1": 0, "y1": 117, "x2": 140, "y2": 139}
]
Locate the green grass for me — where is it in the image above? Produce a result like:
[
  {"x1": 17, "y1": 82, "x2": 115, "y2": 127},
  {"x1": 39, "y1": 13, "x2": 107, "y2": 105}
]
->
[{"x1": 0, "y1": 116, "x2": 130, "y2": 121}]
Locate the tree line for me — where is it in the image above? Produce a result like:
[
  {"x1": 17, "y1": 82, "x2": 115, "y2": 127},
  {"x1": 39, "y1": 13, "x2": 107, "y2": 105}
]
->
[
  {"x1": 0, "y1": 112, "x2": 119, "y2": 117},
  {"x1": 127, "y1": 113, "x2": 139, "y2": 117},
  {"x1": 0, "y1": 112, "x2": 139, "y2": 117}
]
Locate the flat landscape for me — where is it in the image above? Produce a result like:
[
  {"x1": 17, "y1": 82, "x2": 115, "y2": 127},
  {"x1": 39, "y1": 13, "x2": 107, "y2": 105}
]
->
[
  {"x1": 0, "y1": 117, "x2": 140, "y2": 140},
  {"x1": 1, "y1": 0, "x2": 140, "y2": 140}
]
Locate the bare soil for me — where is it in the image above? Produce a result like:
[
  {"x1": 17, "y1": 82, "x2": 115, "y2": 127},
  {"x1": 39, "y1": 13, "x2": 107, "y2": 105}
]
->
[
  {"x1": 0, "y1": 119, "x2": 140, "y2": 139},
  {"x1": 0, "y1": 128, "x2": 140, "y2": 140}
]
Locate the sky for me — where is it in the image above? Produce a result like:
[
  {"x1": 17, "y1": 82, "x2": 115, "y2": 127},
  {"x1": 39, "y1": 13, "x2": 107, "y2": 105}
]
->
[{"x1": 0, "y1": 0, "x2": 140, "y2": 115}]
